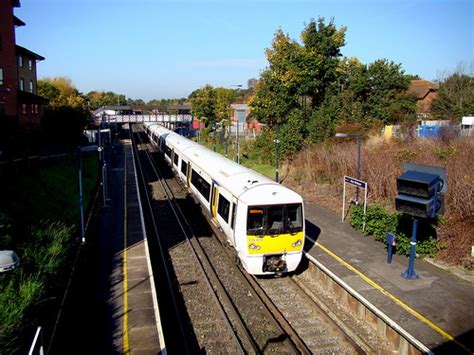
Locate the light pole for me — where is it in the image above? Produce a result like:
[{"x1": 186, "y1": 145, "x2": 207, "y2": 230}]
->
[
  {"x1": 78, "y1": 144, "x2": 98, "y2": 243},
  {"x1": 229, "y1": 85, "x2": 243, "y2": 164},
  {"x1": 274, "y1": 123, "x2": 280, "y2": 183},
  {"x1": 335, "y1": 132, "x2": 362, "y2": 203}
]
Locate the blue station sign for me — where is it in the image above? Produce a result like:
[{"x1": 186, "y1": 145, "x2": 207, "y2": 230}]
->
[{"x1": 344, "y1": 176, "x2": 367, "y2": 189}]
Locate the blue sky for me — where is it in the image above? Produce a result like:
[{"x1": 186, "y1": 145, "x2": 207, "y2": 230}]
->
[{"x1": 15, "y1": 0, "x2": 473, "y2": 101}]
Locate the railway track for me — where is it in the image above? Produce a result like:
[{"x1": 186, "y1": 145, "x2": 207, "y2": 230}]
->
[
  {"x1": 131, "y1": 123, "x2": 386, "y2": 353},
  {"x1": 131, "y1": 126, "x2": 245, "y2": 353},
  {"x1": 133, "y1": 125, "x2": 305, "y2": 353}
]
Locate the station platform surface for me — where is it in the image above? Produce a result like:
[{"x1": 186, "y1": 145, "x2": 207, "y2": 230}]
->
[
  {"x1": 303, "y1": 202, "x2": 474, "y2": 354},
  {"x1": 89, "y1": 138, "x2": 164, "y2": 353}
]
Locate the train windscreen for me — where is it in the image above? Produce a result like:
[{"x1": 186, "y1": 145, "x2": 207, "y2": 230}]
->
[{"x1": 247, "y1": 203, "x2": 303, "y2": 235}]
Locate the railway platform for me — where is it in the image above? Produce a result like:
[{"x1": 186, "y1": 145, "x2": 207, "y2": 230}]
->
[
  {"x1": 303, "y1": 202, "x2": 474, "y2": 354},
  {"x1": 52, "y1": 136, "x2": 164, "y2": 354}
]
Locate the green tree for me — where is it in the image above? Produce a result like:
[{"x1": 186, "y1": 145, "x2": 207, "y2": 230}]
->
[
  {"x1": 336, "y1": 58, "x2": 416, "y2": 127},
  {"x1": 432, "y1": 70, "x2": 474, "y2": 121},
  {"x1": 85, "y1": 91, "x2": 127, "y2": 109},
  {"x1": 38, "y1": 77, "x2": 86, "y2": 109},
  {"x1": 215, "y1": 87, "x2": 236, "y2": 123},
  {"x1": 189, "y1": 84, "x2": 217, "y2": 126},
  {"x1": 189, "y1": 85, "x2": 238, "y2": 128}
]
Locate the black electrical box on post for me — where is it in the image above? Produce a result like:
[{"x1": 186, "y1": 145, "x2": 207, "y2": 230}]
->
[
  {"x1": 395, "y1": 164, "x2": 446, "y2": 279},
  {"x1": 395, "y1": 170, "x2": 444, "y2": 219}
]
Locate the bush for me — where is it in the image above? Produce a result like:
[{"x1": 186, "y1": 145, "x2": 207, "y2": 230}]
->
[
  {"x1": 350, "y1": 203, "x2": 444, "y2": 258},
  {"x1": 350, "y1": 203, "x2": 399, "y2": 242}
]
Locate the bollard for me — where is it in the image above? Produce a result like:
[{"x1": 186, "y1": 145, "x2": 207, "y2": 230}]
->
[
  {"x1": 402, "y1": 218, "x2": 419, "y2": 279},
  {"x1": 386, "y1": 232, "x2": 396, "y2": 264}
]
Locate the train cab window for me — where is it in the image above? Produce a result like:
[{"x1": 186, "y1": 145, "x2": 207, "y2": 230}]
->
[
  {"x1": 247, "y1": 208, "x2": 265, "y2": 234},
  {"x1": 173, "y1": 153, "x2": 179, "y2": 166},
  {"x1": 287, "y1": 204, "x2": 303, "y2": 231},
  {"x1": 268, "y1": 206, "x2": 285, "y2": 231},
  {"x1": 217, "y1": 194, "x2": 230, "y2": 223},
  {"x1": 230, "y1": 202, "x2": 237, "y2": 230},
  {"x1": 191, "y1": 169, "x2": 210, "y2": 201},
  {"x1": 247, "y1": 204, "x2": 303, "y2": 235},
  {"x1": 181, "y1": 160, "x2": 188, "y2": 176}
]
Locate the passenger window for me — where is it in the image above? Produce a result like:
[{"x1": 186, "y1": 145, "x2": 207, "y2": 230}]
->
[{"x1": 217, "y1": 194, "x2": 230, "y2": 222}]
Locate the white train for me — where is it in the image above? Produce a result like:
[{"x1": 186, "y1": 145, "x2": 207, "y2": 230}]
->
[{"x1": 143, "y1": 123, "x2": 305, "y2": 275}]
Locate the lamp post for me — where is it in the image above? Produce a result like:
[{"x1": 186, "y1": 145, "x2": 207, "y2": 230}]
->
[
  {"x1": 274, "y1": 123, "x2": 280, "y2": 183},
  {"x1": 78, "y1": 145, "x2": 98, "y2": 243},
  {"x1": 229, "y1": 85, "x2": 243, "y2": 164},
  {"x1": 335, "y1": 132, "x2": 362, "y2": 203}
]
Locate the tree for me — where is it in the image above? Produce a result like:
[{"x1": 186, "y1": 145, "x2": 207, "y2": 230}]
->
[
  {"x1": 432, "y1": 69, "x2": 474, "y2": 121},
  {"x1": 38, "y1": 77, "x2": 90, "y2": 145},
  {"x1": 38, "y1": 77, "x2": 86, "y2": 109},
  {"x1": 85, "y1": 91, "x2": 127, "y2": 109},
  {"x1": 189, "y1": 84, "x2": 217, "y2": 126},
  {"x1": 249, "y1": 18, "x2": 348, "y2": 153},
  {"x1": 215, "y1": 87, "x2": 236, "y2": 123},
  {"x1": 189, "y1": 85, "x2": 237, "y2": 128}
]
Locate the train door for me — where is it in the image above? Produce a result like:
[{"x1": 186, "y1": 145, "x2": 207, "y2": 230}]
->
[
  {"x1": 186, "y1": 163, "x2": 191, "y2": 186},
  {"x1": 211, "y1": 184, "x2": 219, "y2": 218}
]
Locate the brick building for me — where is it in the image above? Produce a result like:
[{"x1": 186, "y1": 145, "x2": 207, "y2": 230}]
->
[{"x1": 0, "y1": 0, "x2": 46, "y2": 132}]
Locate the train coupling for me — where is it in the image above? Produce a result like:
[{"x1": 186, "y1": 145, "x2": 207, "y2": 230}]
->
[{"x1": 263, "y1": 254, "x2": 286, "y2": 273}]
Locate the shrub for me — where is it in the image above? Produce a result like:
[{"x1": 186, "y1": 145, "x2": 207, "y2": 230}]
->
[
  {"x1": 350, "y1": 203, "x2": 399, "y2": 242},
  {"x1": 350, "y1": 203, "x2": 444, "y2": 257}
]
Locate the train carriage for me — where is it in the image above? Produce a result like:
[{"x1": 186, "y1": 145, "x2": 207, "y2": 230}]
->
[{"x1": 143, "y1": 122, "x2": 305, "y2": 275}]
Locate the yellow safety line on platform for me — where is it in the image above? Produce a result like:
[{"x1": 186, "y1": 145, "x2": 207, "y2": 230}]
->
[
  {"x1": 316, "y1": 242, "x2": 471, "y2": 353},
  {"x1": 123, "y1": 151, "x2": 130, "y2": 354}
]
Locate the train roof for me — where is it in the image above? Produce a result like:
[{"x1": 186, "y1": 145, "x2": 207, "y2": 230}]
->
[{"x1": 147, "y1": 124, "x2": 303, "y2": 204}]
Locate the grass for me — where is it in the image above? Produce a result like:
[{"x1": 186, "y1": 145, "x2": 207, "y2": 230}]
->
[{"x1": 0, "y1": 154, "x2": 98, "y2": 353}]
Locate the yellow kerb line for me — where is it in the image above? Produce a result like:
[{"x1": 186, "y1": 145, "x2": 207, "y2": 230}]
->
[
  {"x1": 316, "y1": 242, "x2": 471, "y2": 353},
  {"x1": 123, "y1": 149, "x2": 130, "y2": 354}
]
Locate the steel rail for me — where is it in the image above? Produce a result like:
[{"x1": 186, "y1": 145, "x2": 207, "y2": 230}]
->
[
  {"x1": 133, "y1": 126, "x2": 250, "y2": 353},
  {"x1": 138, "y1": 125, "x2": 310, "y2": 353},
  {"x1": 129, "y1": 127, "x2": 191, "y2": 354}
]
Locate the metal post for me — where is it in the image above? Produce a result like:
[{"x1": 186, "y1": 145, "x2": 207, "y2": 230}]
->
[
  {"x1": 213, "y1": 125, "x2": 216, "y2": 152},
  {"x1": 402, "y1": 218, "x2": 419, "y2": 279},
  {"x1": 225, "y1": 125, "x2": 228, "y2": 158},
  {"x1": 236, "y1": 117, "x2": 240, "y2": 164},
  {"x1": 356, "y1": 133, "x2": 361, "y2": 203},
  {"x1": 274, "y1": 124, "x2": 280, "y2": 183},
  {"x1": 78, "y1": 149, "x2": 85, "y2": 243}
]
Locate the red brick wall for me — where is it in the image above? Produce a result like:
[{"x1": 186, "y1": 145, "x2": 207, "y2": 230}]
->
[{"x1": 0, "y1": 0, "x2": 19, "y2": 117}]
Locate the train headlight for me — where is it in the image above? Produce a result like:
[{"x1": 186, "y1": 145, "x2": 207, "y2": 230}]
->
[
  {"x1": 249, "y1": 243, "x2": 261, "y2": 250},
  {"x1": 291, "y1": 240, "x2": 302, "y2": 248}
]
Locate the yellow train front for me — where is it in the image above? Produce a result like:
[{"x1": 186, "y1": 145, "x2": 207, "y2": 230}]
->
[
  {"x1": 232, "y1": 184, "x2": 305, "y2": 275},
  {"x1": 144, "y1": 122, "x2": 305, "y2": 275}
]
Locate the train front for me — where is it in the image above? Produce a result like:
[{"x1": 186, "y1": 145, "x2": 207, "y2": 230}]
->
[{"x1": 240, "y1": 185, "x2": 305, "y2": 275}]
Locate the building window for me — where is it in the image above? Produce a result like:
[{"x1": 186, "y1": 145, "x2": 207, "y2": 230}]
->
[
  {"x1": 31, "y1": 104, "x2": 34, "y2": 114},
  {"x1": 22, "y1": 104, "x2": 26, "y2": 114},
  {"x1": 29, "y1": 80, "x2": 34, "y2": 93},
  {"x1": 18, "y1": 56, "x2": 23, "y2": 68},
  {"x1": 20, "y1": 78, "x2": 24, "y2": 91},
  {"x1": 0, "y1": 68, "x2": 3, "y2": 85},
  {"x1": 28, "y1": 60, "x2": 33, "y2": 71}
]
